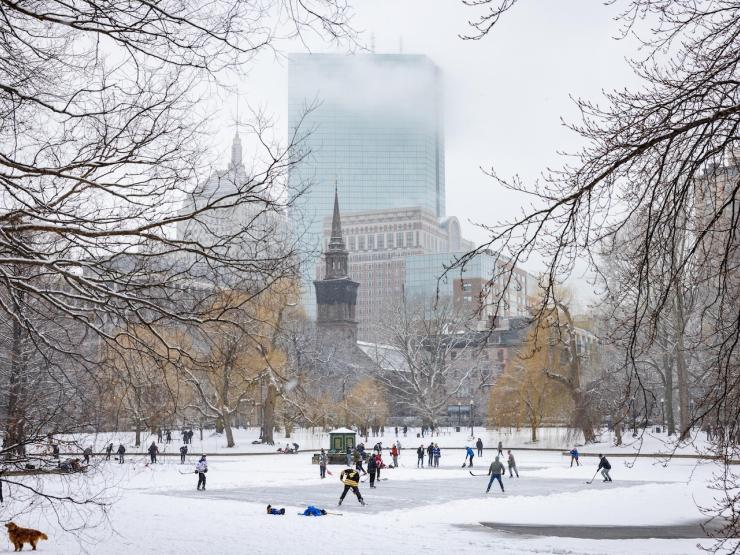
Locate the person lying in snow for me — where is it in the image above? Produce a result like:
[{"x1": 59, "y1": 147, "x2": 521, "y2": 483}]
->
[
  {"x1": 300, "y1": 506, "x2": 327, "y2": 516},
  {"x1": 266, "y1": 505, "x2": 286, "y2": 515}
]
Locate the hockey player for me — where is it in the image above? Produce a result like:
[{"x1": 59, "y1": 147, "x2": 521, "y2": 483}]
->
[
  {"x1": 338, "y1": 467, "x2": 365, "y2": 506},
  {"x1": 195, "y1": 455, "x2": 208, "y2": 490},
  {"x1": 598, "y1": 454, "x2": 612, "y2": 482},
  {"x1": 486, "y1": 456, "x2": 505, "y2": 493}
]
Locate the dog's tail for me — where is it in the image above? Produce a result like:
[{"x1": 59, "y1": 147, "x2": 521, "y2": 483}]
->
[{"x1": 40, "y1": 533, "x2": 48, "y2": 540}]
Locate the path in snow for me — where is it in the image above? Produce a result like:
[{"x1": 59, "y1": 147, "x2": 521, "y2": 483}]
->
[{"x1": 160, "y1": 472, "x2": 652, "y2": 514}]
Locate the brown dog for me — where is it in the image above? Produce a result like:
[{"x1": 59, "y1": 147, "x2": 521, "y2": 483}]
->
[{"x1": 5, "y1": 522, "x2": 48, "y2": 551}]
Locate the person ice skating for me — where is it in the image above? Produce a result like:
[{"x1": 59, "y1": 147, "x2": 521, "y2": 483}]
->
[
  {"x1": 507, "y1": 450, "x2": 519, "y2": 478},
  {"x1": 433, "y1": 444, "x2": 441, "y2": 467},
  {"x1": 354, "y1": 449, "x2": 367, "y2": 475},
  {"x1": 395, "y1": 427, "x2": 399, "y2": 437},
  {"x1": 166, "y1": 430, "x2": 172, "y2": 444},
  {"x1": 570, "y1": 447, "x2": 580, "y2": 467},
  {"x1": 105, "y1": 442, "x2": 113, "y2": 460},
  {"x1": 148, "y1": 441, "x2": 159, "y2": 464},
  {"x1": 497, "y1": 440, "x2": 503, "y2": 456},
  {"x1": 195, "y1": 455, "x2": 208, "y2": 490},
  {"x1": 486, "y1": 456, "x2": 506, "y2": 493},
  {"x1": 157, "y1": 429, "x2": 163, "y2": 443},
  {"x1": 367, "y1": 450, "x2": 378, "y2": 488},
  {"x1": 465, "y1": 446, "x2": 475, "y2": 467},
  {"x1": 374, "y1": 452, "x2": 383, "y2": 482},
  {"x1": 427, "y1": 443, "x2": 434, "y2": 467},
  {"x1": 319, "y1": 448, "x2": 328, "y2": 479},
  {"x1": 598, "y1": 454, "x2": 612, "y2": 482},
  {"x1": 390, "y1": 445, "x2": 399, "y2": 467},
  {"x1": 338, "y1": 467, "x2": 365, "y2": 506},
  {"x1": 403, "y1": 425, "x2": 408, "y2": 437},
  {"x1": 417, "y1": 445, "x2": 425, "y2": 468},
  {"x1": 179, "y1": 444, "x2": 188, "y2": 464},
  {"x1": 83, "y1": 446, "x2": 92, "y2": 464},
  {"x1": 266, "y1": 504, "x2": 286, "y2": 515},
  {"x1": 476, "y1": 437, "x2": 483, "y2": 457},
  {"x1": 117, "y1": 443, "x2": 125, "y2": 464}
]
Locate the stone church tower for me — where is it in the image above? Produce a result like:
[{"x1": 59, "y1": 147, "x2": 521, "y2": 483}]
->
[{"x1": 314, "y1": 187, "x2": 359, "y2": 342}]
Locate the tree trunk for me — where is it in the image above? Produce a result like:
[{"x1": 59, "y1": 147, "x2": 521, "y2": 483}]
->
[
  {"x1": 674, "y1": 287, "x2": 690, "y2": 439},
  {"x1": 222, "y1": 406, "x2": 235, "y2": 448},
  {"x1": 6, "y1": 313, "x2": 26, "y2": 458},
  {"x1": 262, "y1": 383, "x2": 278, "y2": 445},
  {"x1": 573, "y1": 389, "x2": 596, "y2": 443},
  {"x1": 134, "y1": 423, "x2": 141, "y2": 448},
  {"x1": 530, "y1": 423, "x2": 537, "y2": 442},
  {"x1": 663, "y1": 351, "x2": 676, "y2": 436}
]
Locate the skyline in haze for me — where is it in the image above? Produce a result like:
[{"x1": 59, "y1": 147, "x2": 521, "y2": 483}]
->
[{"x1": 205, "y1": 1, "x2": 642, "y2": 295}]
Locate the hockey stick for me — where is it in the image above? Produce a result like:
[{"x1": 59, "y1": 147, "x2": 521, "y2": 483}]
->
[
  {"x1": 178, "y1": 470, "x2": 196, "y2": 475},
  {"x1": 469, "y1": 471, "x2": 487, "y2": 477},
  {"x1": 586, "y1": 470, "x2": 599, "y2": 484}
]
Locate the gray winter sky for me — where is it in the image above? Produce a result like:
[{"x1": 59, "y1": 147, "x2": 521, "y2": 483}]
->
[{"x1": 209, "y1": 1, "x2": 644, "y2": 300}]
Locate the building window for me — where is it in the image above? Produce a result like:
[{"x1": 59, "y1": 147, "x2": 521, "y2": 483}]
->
[
  {"x1": 406, "y1": 231, "x2": 413, "y2": 246},
  {"x1": 348, "y1": 236, "x2": 356, "y2": 251},
  {"x1": 358, "y1": 236, "x2": 365, "y2": 250},
  {"x1": 387, "y1": 233, "x2": 393, "y2": 248},
  {"x1": 463, "y1": 295, "x2": 473, "y2": 302},
  {"x1": 377, "y1": 234, "x2": 384, "y2": 249},
  {"x1": 397, "y1": 232, "x2": 404, "y2": 248},
  {"x1": 367, "y1": 235, "x2": 375, "y2": 250},
  {"x1": 462, "y1": 282, "x2": 472, "y2": 291}
]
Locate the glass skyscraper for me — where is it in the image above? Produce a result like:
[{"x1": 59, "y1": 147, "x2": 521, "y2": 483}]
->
[{"x1": 288, "y1": 53, "x2": 445, "y2": 315}]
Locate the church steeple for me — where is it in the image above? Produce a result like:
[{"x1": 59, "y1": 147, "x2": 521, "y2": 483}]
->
[
  {"x1": 314, "y1": 184, "x2": 359, "y2": 343},
  {"x1": 230, "y1": 132, "x2": 243, "y2": 169},
  {"x1": 328, "y1": 185, "x2": 345, "y2": 252},
  {"x1": 324, "y1": 186, "x2": 349, "y2": 279}
]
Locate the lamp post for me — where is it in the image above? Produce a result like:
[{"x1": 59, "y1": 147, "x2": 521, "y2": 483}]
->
[
  {"x1": 630, "y1": 396, "x2": 637, "y2": 437},
  {"x1": 470, "y1": 399, "x2": 475, "y2": 438},
  {"x1": 660, "y1": 398, "x2": 665, "y2": 432},
  {"x1": 457, "y1": 401, "x2": 462, "y2": 428}
]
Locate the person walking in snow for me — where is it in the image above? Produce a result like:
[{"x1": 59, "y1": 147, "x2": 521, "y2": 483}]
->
[
  {"x1": 569, "y1": 447, "x2": 580, "y2": 467},
  {"x1": 426, "y1": 443, "x2": 434, "y2": 467},
  {"x1": 476, "y1": 437, "x2": 483, "y2": 457},
  {"x1": 486, "y1": 456, "x2": 506, "y2": 493},
  {"x1": 433, "y1": 444, "x2": 441, "y2": 467},
  {"x1": 417, "y1": 445, "x2": 425, "y2": 468},
  {"x1": 83, "y1": 446, "x2": 92, "y2": 465},
  {"x1": 465, "y1": 446, "x2": 475, "y2": 467},
  {"x1": 165, "y1": 430, "x2": 172, "y2": 444},
  {"x1": 598, "y1": 454, "x2": 612, "y2": 482},
  {"x1": 319, "y1": 448, "x2": 328, "y2": 479},
  {"x1": 507, "y1": 450, "x2": 519, "y2": 478},
  {"x1": 148, "y1": 441, "x2": 159, "y2": 464},
  {"x1": 105, "y1": 442, "x2": 113, "y2": 461},
  {"x1": 180, "y1": 444, "x2": 188, "y2": 464},
  {"x1": 338, "y1": 467, "x2": 365, "y2": 506},
  {"x1": 403, "y1": 425, "x2": 407, "y2": 437},
  {"x1": 195, "y1": 455, "x2": 208, "y2": 490},
  {"x1": 390, "y1": 444, "x2": 399, "y2": 467},
  {"x1": 497, "y1": 440, "x2": 503, "y2": 456},
  {"x1": 367, "y1": 450, "x2": 378, "y2": 488},
  {"x1": 117, "y1": 443, "x2": 126, "y2": 464}
]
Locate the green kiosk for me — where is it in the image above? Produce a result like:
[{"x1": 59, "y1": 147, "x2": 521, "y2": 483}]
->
[{"x1": 312, "y1": 427, "x2": 357, "y2": 465}]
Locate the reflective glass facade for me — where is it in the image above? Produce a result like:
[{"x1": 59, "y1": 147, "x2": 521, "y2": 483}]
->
[{"x1": 288, "y1": 53, "x2": 445, "y2": 316}]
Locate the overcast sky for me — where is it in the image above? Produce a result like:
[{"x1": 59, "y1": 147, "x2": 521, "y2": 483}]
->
[{"x1": 210, "y1": 1, "x2": 644, "y2": 298}]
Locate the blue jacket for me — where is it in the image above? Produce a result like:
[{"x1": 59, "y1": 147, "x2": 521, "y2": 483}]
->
[
  {"x1": 466, "y1": 447, "x2": 474, "y2": 457},
  {"x1": 301, "y1": 506, "x2": 326, "y2": 516},
  {"x1": 570, "y1": 449, "x2": 579, "y2": 458},
  {"x1": 433, "y1": 447, "x2": 441, "y2": 457}
]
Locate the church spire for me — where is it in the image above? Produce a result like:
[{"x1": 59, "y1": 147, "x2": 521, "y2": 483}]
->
[
  {"x1": 328, "y1": 184, "x2": 346, "y2": 252},
  {"x1": 230, "y1": 131, "x2": 243, "y2": 169}
]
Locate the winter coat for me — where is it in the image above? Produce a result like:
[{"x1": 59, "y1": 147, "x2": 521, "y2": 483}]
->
[
  {"x1": 476, "y1": 439, "x2": 483, "y2": 449},
  {"x1": 497, "y1": 441, "x2": 503, "y2": 450},
  {"x1": 353, "y1": 451, "x2": 361, "y2": 463},
  {"x1": 302, "y1": 506, "x2": 326, "y2": 516},
  {"x1": 117, "y1": 445, "x2": 125, "y2": 454},
  {"x1": 433, "y1": 447, "x2": 441, "y2": 458},
  {"x1": 195, "y1": 459, "x2": 208, "y2": 473},
  {"x1": 488, "y1": 460, "x2": 505, "y2": 475},
  {"x1": 570, "y1": 449, "x2": 579, "y2": 459},
  {"x1": 417, "y1": 447, "x2": 424, "y2": 459},
  {"x1": 180, "y1": 446, "x2": 188, "y2": 455},
  {"x1": 391, "y1": 446, "x2": 398, "y2": 457},
  {"x1": 340, "y1": 468, "x2": 360, "y2": 487},
  {"x1": 507, "y1": 453, "x2": 516, "y2": 466},
  {"x1": 367, "y1": 455, "x2": 377, "y2": 472},
  {"x1": 319, "y1": 452, "x2": 328, "y2": 466},
  {"x1": 598, "y1": 457, "x2": 611, "y2": 470},
  {"x1": 426, "y1": 444, "x2": 433, "y2": 456},
  {"x1": 148, "y1": 443, "x2": 158, "y2": 455},
  {"x1": 466, "y1": 447, "x2": 474, "y2": 458}
]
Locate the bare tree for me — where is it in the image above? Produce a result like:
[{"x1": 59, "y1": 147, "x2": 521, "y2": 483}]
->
[{"x1": 457, "y1": 0, "x2": 740, "y2": 548}]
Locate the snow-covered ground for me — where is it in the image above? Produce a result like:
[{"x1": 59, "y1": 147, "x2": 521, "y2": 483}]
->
[{"x1": 0, "y1": 428, "x2": 726, "y2": 554}]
